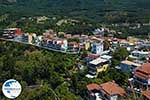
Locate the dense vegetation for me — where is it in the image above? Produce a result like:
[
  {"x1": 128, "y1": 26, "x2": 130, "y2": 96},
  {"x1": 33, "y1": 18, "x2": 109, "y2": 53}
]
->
[
  {"x1": 0, "y1": 41, "x2": 131, "y2": 100},
  {"x1": 1, "y1": 0, "x2": 150, "y2": 21},
  {"x1": 0, "y1": 41, "x2": 79, "y2": 99},
  {"x1": 1, "y1": 0, "x2": 150, "y2": 20}
]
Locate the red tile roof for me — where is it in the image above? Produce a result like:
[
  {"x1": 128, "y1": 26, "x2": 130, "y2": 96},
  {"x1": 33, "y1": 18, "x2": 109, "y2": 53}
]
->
[
  {"x1": 135, "y1": 63, "x2": 150, "y2": 79},
  {"x1": 87, "y1": 54, "x2": 99, "y2": 59},
  {"x1": 139, "y1": 63, "x2": 150, "y2": 73},
  {"x1": 87, "y1": 83, "x2": 100, "y2": 91},
  {"x1": 135, "y1": 72, "x2": 150, "y2": 79},
  {"x1": 100, "y1": 82, "x2": 126, "y2": 96},
  {"x1": 142, "y1": 90, "x2": 150, "y2": 99}
]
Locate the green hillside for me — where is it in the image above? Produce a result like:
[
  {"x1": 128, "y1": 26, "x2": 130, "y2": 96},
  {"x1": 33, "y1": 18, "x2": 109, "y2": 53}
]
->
[
  {"x1": 0, "y1": 0, "x2": 150, "y2": 37},
  {"x1": 0, "y1": 0, "x2": 150, "y2": 21}
]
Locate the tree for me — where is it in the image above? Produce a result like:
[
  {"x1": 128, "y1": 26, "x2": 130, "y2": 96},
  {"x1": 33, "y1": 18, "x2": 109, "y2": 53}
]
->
[
  {"x1": 97, "y1": 68, "x2": 130, "y2": 87},
  {"x1": 103, "y1": 39, "x2": 110, "y2": 50},
  {"x1": 112, "y1": 47, "x2": 129, "y2": 67},
  {"x1": 16, "y1": 84, "x2": 57, "y2": 100},
  {"x1": 0, "y1": 41, "x2": 80, "y2": 100},
  {"x1": 55, "y1": 82, "x2": 77, "y2": 100},
  {"x1": 58, "y1": 34, "x2": 65, "y2": 38}
]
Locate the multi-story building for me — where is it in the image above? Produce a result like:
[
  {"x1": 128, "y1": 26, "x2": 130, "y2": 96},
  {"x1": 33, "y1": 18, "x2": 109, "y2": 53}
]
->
[
  {"x1": 28, "y1": 33, "x2": 37, "y2": 44},
  {"x1": 91, "y1": 42, "x2": 104, "y2": 55},
  {"x1": 21, "y1": 33, "x2": 36, "y2": 44},
  {"x1": 87, "y1": 82, "x2": 126, "y2": 100},
  {"x1": 131, "y1": 63, "x2": 150, "y2": 90},
  {"x1": 2, "y1": 28, "x2": 22, "y2": 39},
  {"x1": 118, "y1": 60, "x2": 141, "y2": 73},
  {"x1": 138, "y1": 40, "x2": 150, "y2": 50},
  {"x1": 85, "y1": 54, "x2": 100, "y2": 63},
  {"x1": 99, "y1": 82, "x2": 126, "y2": 100},
  {"x1": 86, "y1": 55, "x2": 112, "y2": 78},
  {"x1": 87, "y1": 83, "x2": 102, "y2": 100},
  {"x1": 53, "y1": 39, "x2": 68, "y2": 50},
  {"x1": 79, "y1": 41, "x2": 90, "y2": 51},
  {"x1": 68, "y1": 42, "x2": 79, "y2": 52},
  {"x1": 142, "y1": 90, "x2": 150, "y2": 100},
  {"x1": 129, "y1": 50, "x2": 150, "y2": 59},
  {"x1": 47, "y1": 38, "x2": 68, "y2": 51}
]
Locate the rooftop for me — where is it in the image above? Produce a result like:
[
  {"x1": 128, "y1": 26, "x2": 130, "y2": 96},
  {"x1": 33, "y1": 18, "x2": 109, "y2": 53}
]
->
[
  {"x1": 87, "y1": 83, "x2": 100, "y2": 91},
  {"x1": 132, "y1": 50, "x2": 150, "y2": 55},
  {"x1": 4, "y1": 28, "x2": 19, "y2": 30},
  {"x1": 135, "y1": 63, "x2": 150, "y2": 79},
  {"x1": 100, "y1": 82, "x2": 126, "y2": 96},
  {"x1": 101, "y1": 55, "x2": 112, "y2": 60},
  {"x1": 87, "y1": 54, "x2": 99, "y2": 59},
  {"x1": 136, "y1": 63, "x2": 150, "y2": 74},
  {"x1": 121, "y1": 60, "x2": 141, "y2": 67},
  {"x1": 142, "y1": 90, "x2": 150, "y2": 99},
  {"x1": 89, "y1": 57, "x2": 108, "y2": 65}
]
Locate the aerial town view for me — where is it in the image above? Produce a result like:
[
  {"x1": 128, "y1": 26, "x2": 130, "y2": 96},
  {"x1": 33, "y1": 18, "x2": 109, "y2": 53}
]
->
[{"x1": 0, "y1": 0, "x2": 150, "y2": 100}]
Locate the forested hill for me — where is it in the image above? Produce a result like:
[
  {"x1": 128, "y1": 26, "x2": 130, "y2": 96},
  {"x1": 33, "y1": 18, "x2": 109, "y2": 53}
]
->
[{"x1": 0, "y1": 0, "x2": 150, "y2": 21}]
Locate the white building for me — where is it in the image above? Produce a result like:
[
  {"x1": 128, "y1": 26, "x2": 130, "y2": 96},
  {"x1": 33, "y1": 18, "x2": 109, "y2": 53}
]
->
[
  {"x1": 129, "y1": 50, "x2": 150, "y2": 59},
  {"x1": 91, "y1": 43, "x2": 104, "y2": 55},
  {"x1": 52, "y1": 38, "x2": 68, "y2": 50}
]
